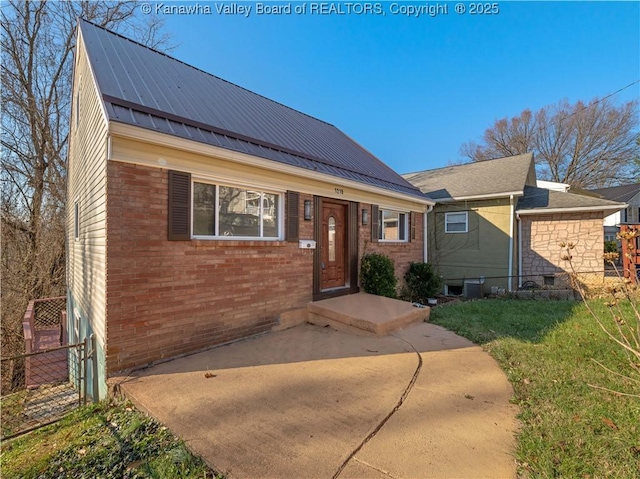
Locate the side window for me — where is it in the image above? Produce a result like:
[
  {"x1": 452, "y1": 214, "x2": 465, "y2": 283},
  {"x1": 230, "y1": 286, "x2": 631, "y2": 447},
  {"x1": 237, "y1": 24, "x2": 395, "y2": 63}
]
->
[
  {"x1": 445, "y1": 212, "x2": 468, "y2": 233},
  {"x1": 74, "y1": 201, "x2": 80, "y2": 240},
  {"x1": 378, "y1": 209, "x2": 408, "y2": 242}
]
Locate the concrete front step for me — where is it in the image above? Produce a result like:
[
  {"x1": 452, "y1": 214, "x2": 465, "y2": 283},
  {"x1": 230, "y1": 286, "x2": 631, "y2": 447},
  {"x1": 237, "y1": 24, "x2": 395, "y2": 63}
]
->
[{"x1": 307, "y1": 292, "x2": 430, "y2": 336}]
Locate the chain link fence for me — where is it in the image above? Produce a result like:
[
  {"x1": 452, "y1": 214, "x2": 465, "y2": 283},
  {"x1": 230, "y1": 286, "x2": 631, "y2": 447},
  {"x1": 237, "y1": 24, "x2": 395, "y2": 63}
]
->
[
  {"x1": 1, "y1": 294, "x2": 99, "y2": 440},
  {"x1": 1, "y1": 343, "x2": 84, "y2": 439}
]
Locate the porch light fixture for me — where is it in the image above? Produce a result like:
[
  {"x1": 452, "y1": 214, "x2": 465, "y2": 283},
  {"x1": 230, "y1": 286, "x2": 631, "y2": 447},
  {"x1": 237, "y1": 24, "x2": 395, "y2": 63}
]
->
[
  {"x1": 362, "y1": 208, "x2": 369, "y2": 225},
  {"x1": 304, "y1": 200, "x2": 312, "y2": 221}
]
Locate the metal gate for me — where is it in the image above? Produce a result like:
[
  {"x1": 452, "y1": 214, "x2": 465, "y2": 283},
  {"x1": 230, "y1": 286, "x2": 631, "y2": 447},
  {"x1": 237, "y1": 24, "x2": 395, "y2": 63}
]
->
[{"x1": 0, "y1": 335, "x2": 98, "y2": 440}]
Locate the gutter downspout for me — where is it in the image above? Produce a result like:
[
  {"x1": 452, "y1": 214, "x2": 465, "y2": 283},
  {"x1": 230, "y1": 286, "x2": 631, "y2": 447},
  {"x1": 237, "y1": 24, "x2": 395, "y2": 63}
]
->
[
  {"x1": 424, "y1": 204, "x2": 433, "y2": 263},
  {"x1": 517, "y1": 212, "x2": 522, "y2": 288},
  {"x1": 508, "y1": 195, "x2": 514, "y2": 292}
]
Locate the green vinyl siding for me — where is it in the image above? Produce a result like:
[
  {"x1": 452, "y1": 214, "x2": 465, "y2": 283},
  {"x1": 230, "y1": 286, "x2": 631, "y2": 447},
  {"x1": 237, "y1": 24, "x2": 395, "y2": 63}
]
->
[{"x1": 428, "y1": 198, "x2": 514, "y2": 291}]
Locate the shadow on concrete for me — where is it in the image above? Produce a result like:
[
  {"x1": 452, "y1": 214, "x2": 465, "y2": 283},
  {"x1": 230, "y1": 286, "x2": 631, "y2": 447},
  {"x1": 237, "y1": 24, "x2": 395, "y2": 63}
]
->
[{"x1": 117, "y1": 322, "x2": 518, "y2": 479}]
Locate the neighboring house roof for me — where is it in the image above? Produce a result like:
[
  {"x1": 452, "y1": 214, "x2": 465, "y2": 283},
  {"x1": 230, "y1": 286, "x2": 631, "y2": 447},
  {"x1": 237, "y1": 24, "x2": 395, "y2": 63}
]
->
[
  {"x1": 78, "y1": 20, "x2": 427, "y2": 200},
  {"x1": 590, "y1": 183, "x2": 640, "y2": 203},
  {"x1": 536, "y1": 180, "x2": 570, "y2": 192},
  {"x1": 402, "y1": 153, "x2": 535, "y2": 200},
  {"x1": 516, "y1": 186, "x2": 626, "y2": 215}
]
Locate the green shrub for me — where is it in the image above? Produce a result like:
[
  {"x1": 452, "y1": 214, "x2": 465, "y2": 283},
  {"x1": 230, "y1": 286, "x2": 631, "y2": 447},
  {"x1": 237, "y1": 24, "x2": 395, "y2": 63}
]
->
[
  {"x1": 604, "y1": 240, "x2": 618, "y2": 254},
  {"x1": 401, "y1": 262, "x2": 443, "y2": 304},
  {"x1": 360, "y1": 253, "x2": 397, "y2": 298}
]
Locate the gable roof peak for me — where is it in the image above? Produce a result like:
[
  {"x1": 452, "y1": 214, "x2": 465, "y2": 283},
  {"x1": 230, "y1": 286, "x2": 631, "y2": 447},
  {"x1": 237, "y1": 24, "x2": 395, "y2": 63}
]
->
[
  {"x1": 403, "y1": 153, "x2": 534, "y2": 201},
  {"x1": 78, "y1": 19, "x2": 335, "y2": 129}
]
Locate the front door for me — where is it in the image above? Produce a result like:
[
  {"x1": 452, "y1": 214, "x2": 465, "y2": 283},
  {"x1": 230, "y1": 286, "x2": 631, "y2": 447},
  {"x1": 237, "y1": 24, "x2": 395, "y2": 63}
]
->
[{"x1": 321, "y1": 201, "x2": 347, "y2": 290}]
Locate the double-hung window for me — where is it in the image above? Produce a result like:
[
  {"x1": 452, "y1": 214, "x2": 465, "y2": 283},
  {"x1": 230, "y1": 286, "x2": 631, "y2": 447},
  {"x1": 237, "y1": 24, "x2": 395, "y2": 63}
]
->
[
  {"x1": 378, "y1": 209, "x2": 408, "y2": 242},
  {"x1": 192, "y1": 181, "x2": 281, "y2": 239},
  {"x1": 445, "y1": 212, "x2": 468, "y2": 233}
]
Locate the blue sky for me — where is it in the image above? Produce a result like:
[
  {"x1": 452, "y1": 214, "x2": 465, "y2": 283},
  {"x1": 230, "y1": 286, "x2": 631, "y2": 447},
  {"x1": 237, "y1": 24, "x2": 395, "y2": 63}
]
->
[{"x1": 153, "y1": 1, "x2": 639, "y2": 174}]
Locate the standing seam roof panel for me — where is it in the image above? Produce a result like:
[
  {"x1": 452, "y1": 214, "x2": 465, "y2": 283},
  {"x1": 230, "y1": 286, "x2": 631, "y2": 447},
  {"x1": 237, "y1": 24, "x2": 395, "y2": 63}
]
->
[{"x1": 81, "y1": 20, "x2": 425, "y2": 198}]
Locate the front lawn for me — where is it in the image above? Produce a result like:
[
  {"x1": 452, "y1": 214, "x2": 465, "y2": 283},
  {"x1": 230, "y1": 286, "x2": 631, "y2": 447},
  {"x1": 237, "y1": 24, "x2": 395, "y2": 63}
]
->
[
  {"x1": 431, "y1": 299, "x2": 640, "y2": 478},
  {"x1": 0, "y1": 399, "x2": 221, "y2": 479}
]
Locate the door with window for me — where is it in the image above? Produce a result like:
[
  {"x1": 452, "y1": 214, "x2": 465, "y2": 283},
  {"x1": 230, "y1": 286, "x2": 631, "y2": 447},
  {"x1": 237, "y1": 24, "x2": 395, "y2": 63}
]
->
[{"x1": 321, "y1": 201, "x2": 347, "y2": 290}]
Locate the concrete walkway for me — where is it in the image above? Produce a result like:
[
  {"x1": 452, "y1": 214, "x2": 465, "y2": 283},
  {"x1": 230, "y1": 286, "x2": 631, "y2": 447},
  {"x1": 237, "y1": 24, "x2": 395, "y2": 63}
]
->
[{"x1": 118, "y1": 322, "x2": 519, "y2": 479}]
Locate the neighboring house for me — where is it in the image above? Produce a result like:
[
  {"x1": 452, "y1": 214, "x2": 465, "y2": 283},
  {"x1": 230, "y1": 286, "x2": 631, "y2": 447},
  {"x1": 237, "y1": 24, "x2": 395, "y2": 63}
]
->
[
  {"x1": 403, "y1": 155, "x2": 626, "y2": 295},
  {"x1": 536, "y1": 180, "x2": 570, "y2": 192},
  {"x1": 590, "y1": 184, "x2": 640, "y2": 242},
  {"x1": 68, "y1": 20, "x2": 433, "y2": 399}
]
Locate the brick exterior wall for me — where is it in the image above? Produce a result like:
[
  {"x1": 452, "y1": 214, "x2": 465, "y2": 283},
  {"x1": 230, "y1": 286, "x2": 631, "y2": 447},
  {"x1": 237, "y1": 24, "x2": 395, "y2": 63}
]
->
[
  {"x1": 520, "y1": 212, "x2": 604, "y2": 286},
  {"x1": 106, "y1": 162, "x2": 315, "y2": 373},
  {"x1": 105, "y1": 162, "x2": 425, "y2": 374},
  {"x1": 358, "y1": 206, "x2": 425, "y2": 288}
]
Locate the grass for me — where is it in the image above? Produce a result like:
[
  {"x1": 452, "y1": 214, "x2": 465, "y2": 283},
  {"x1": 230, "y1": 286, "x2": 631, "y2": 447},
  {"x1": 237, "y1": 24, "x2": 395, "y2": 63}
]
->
[
  {"x1": 1, "y1": 389, "x2": 28, "y2": 438},
  {"x1": 0, "y1": 399, "x2": 222, "y2": 479},
  {"x1": 431, "y1": 299, "x2": 640, "y2": 478}
]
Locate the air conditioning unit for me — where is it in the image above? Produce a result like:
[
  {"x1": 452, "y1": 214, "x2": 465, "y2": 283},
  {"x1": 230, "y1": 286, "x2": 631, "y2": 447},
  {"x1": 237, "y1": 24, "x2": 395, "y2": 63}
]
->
[{"x1": 464, "y1": 278, "x2": 484, "y2": 299}]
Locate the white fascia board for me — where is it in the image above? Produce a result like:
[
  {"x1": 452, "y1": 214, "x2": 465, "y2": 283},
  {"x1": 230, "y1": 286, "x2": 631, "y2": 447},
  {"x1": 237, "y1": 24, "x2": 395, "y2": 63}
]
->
[
  {"x1": 516, "y1": 204, "x2": 628, "y2": 215},
  {"x1": 432, "y1": 191, "x2": 523, "y2": 202},
  {"x1": 108, "y1": 122, "x2": 434, "y2": 207}
]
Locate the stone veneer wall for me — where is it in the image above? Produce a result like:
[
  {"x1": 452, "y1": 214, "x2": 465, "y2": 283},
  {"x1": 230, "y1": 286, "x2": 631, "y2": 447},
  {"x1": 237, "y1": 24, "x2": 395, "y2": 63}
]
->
[{"x1": 520, "y1": 211, "x2": 604, "y2": 287}]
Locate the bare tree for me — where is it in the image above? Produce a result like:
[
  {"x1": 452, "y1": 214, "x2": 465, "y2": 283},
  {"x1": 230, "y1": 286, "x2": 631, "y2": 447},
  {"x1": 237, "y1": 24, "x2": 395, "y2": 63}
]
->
[
  {"x1": 1, "y1": 0, "x2": 171, "y2": 379},
  {"x1": 461, "y1": 98, "x2": 639, "y2": 188}
]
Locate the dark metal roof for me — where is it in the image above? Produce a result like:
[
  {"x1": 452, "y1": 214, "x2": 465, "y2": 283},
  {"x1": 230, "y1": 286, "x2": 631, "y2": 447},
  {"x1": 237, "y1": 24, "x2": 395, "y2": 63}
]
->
[
  {"x1": 403, "y1": 154, "x2": 535, "y2": 200},
  {"x1": 516, "y1": 186, "x2": 625, "y2": 212},
  {"x1": 79, "y1": 20, "x2": 427, "y2": 200},
  {"x1": 590, "y1": 183, "x2": 640, "y2": 203}
]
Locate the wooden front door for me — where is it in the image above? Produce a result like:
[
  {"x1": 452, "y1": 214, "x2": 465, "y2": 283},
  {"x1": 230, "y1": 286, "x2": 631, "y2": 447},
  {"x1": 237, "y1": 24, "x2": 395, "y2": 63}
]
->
[{"x1": 321, "y1": 201, "x2": 347, "y2": 290}]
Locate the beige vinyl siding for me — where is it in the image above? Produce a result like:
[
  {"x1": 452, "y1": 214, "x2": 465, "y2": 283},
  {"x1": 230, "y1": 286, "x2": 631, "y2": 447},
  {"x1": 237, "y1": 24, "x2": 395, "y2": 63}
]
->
[
  {"x1": 429, "y1": 198, "x2": 514, "y2": 291},
  {"x1": 110, "y1": 135, "x2": 428, "y2": 214},
  {"x1": 67, "y1": 32, "x2": 108, "y2": 347}
]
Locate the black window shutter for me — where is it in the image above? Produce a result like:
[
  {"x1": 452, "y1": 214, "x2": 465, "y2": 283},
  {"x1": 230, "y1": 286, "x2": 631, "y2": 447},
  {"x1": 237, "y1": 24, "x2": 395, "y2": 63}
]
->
[
  {"x1": 410, "y1": 212, "x2": 416, "y2": 242},
  {"x1": 371, "y1": 204, "x2": 379, "y2": 242},
  {"x1": 286, "y1": 191, "x2": 299, "y2": 242},
  {"x1": 168, "y1": 170, "x2": 191, "y2": 241}
]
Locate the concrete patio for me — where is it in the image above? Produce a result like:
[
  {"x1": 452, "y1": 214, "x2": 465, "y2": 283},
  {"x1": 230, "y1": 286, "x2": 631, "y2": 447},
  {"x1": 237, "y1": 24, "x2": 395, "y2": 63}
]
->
[{"x1": 117, "y1": 321, "x2": 518, "y2": 478}]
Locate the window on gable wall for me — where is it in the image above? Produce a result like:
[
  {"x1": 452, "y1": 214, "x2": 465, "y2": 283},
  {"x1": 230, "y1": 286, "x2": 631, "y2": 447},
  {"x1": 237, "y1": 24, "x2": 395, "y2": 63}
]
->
[
  {"x1": 378, "y1": 209, "x2": 408, "y2": 242},
  {"x1": 74, "y1": 201, "x2": 80, "y2": 240},
  {"x1": 445, "y1": 211, "x2": 468, "y2": 233},
  {"x1": 192, "y1": 181, "x2": 281, "y2": 239}
]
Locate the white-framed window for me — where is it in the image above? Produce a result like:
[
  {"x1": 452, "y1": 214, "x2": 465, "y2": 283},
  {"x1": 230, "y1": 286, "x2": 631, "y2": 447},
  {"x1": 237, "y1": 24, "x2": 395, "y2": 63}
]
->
[
  {"x1": 378, "y1": 209, "x2": 408, "y2": 242},
  {"x1": 74, "y1": 201, "x2": 80, "y2": 240},
  {"x1": 192, "y1": 180, "x2": 282, "y2": 239},
  {"x1": 445, "y1": 211, "x2": 468, "y2": 233}
]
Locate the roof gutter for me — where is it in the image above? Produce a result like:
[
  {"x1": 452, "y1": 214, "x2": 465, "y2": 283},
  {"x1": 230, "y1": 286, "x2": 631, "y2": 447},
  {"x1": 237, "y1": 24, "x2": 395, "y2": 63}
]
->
[
  {"x1": 432, "y1": 191, "x2": 523, "y2": 202},
  {"x1": 108, "y1": 122, "x2": 434, "y2": 207},
  {"x1": 516, "y1": 204, "x2": 627, "y2": 215}
]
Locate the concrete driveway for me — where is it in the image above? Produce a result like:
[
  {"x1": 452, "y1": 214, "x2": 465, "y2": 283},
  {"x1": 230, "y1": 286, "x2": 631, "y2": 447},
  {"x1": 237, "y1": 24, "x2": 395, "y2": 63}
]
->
[{"x1": 118, "y1": 322, "x2": 519, "y2": 479}]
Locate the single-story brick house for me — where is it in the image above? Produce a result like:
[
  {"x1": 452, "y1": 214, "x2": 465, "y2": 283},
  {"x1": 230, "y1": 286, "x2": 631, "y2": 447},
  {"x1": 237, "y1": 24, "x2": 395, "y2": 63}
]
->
[
  {"x1": 68, "y1": 20, "x2": 433, "y2": 398},
  {"x1": 403, "y1": 154, "x2": 626, "y2": 295}
]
